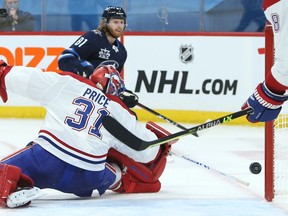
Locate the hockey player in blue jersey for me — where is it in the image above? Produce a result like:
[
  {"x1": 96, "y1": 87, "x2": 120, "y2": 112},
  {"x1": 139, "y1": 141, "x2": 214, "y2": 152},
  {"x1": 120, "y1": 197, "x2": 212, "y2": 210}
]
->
[
  {"x1": 58, "y1": 6, "x2": 127, "y2": 77},
  {"x1": 0, "y1": 60, "x2": 174, "y2": 208},
  {"x1": 58, "y1": 6, "x2": 138, "y2": 109}
]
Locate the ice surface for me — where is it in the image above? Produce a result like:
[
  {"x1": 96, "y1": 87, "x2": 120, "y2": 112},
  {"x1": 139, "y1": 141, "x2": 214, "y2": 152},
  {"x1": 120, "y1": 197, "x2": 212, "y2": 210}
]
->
[{"x1": 0, "y1": 118, "x2": 287, "y2": 216}]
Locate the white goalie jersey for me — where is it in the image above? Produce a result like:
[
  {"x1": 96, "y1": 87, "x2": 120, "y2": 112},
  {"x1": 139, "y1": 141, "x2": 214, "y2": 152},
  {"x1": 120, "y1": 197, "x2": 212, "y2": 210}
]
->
[{"x1": 4, "y1": 66, "x2": 159, "y2": 171}]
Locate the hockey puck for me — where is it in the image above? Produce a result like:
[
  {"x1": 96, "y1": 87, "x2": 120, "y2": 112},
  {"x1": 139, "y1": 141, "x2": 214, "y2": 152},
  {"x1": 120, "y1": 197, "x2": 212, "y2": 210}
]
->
[{"x1": 249, "y1": 162, "x2": 262, "y2": 174}]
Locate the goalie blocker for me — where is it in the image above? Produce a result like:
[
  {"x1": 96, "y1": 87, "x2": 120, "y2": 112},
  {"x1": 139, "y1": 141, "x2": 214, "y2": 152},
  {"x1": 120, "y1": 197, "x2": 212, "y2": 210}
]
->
[{"x1": 108, "y1": 121, "x2": 177, "y2": 193}]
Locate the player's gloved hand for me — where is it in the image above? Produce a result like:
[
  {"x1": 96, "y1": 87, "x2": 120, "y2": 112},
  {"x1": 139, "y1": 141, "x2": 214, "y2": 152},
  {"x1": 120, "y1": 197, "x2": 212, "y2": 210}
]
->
[
  {"x1": 120, "y1": 89, "x2": 139, "y2": 108},
  {"x1": 77, "y1": 61, "x2": 94, "y2": 78},
  {"x1": 241, "y1": 82, "x2": 288, "y2": 123}
]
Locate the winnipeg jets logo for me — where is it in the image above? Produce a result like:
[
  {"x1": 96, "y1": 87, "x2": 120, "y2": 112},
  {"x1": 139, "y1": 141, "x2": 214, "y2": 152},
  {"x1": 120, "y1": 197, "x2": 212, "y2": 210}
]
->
[
  {"x1": 99, "y1": 48, "x2": 110, "y2": 59},
  {"x1": 112, "y1": 45, "x2": 119, "y2": 53},
  {"x1": 179, "y1": 45, "x2": 194, "y2": 64}
]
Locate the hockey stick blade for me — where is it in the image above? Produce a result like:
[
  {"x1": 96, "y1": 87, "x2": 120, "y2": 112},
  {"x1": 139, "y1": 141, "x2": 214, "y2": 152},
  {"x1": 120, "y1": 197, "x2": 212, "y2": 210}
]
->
[{"x1": 103, "y1": 108, "x2": 253, "y2": 151}]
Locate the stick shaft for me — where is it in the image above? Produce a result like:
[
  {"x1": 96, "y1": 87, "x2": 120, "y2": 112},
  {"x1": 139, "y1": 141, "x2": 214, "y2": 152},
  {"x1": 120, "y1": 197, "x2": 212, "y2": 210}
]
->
[
  {"x1": 137, "y1": 102, "x2": 198, "y2": 137},
  {"x1": 102, "y1": 108, "x2": 253, "y2": 151},
  {"x1": 145, "y1": 108, "x2": 253, "y2": 149},
  {"x1": 137, "y1": 102, "x2": 187, "y2": 130}
]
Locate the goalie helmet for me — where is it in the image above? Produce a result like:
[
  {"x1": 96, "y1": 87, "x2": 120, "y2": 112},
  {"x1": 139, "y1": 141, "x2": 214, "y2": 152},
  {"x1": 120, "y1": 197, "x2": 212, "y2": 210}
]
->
[
  {"x1": 90, "y1": 65, "x2": 125, "y2": 96},
  {"x1": 102, "y1": 6, "x2": 126, "y2": 23}
]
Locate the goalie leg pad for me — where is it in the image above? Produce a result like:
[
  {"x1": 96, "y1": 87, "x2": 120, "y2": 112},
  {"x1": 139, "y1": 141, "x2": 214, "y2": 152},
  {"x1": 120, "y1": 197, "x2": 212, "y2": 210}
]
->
[
  {"x1": 144, "y1": 121, "x2": 177, "y2": 178},
  {"x1": 107, "y1": 122, "x2": 176, "y2": 194},
  {"x1": 107, "y1": 148, "x2": 164, "y2": 193},
  {"x1": 108, "y1": 148, "x2": 164, "y2": 183},
  {"x1": 146, "y1": 121, "x2": 177, "y2": 153},
  {"x1": 116, "y1": 172, "x2": 161, "y2": 193}
]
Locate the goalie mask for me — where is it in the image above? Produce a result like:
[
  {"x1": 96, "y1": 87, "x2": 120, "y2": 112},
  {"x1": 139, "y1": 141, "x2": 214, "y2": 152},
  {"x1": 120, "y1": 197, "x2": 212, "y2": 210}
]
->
[{"x1": 90, "y1": 65, "x2": 125, "y2": 96}]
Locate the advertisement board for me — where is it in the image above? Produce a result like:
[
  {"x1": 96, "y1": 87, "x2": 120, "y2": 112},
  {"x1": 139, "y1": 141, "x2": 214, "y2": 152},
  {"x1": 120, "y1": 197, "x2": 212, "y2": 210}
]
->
[{"x1": 0, "y1": 33, "x2": 265, "y2": 124}]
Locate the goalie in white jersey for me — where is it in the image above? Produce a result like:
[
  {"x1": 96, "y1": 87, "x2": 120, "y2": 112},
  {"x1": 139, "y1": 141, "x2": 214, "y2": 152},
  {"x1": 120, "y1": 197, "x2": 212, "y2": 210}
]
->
[{"x1": 0, "y1": 60, "x2": 174, "y2": 208}]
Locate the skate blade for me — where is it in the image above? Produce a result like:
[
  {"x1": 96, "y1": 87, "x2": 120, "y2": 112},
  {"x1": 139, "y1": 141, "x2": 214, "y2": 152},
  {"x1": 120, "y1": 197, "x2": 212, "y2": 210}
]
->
[{"x1": 6, "y1": 187, "x2": 45, "y2": 208}]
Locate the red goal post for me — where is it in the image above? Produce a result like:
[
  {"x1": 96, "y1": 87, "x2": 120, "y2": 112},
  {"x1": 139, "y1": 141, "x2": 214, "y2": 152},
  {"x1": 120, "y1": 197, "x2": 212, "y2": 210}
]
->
[
  {"x1": 265, "y1": 22, "x2": 274, "y2": 202},
  {"x1": 265, "y1": 22, "x2": 288, "y2": 202}
]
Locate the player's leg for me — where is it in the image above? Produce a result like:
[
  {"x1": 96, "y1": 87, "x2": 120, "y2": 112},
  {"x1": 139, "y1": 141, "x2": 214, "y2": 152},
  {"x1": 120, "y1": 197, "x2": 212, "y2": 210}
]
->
[
  {"x1": 2, "y1": 142, "x2": 122, "y2": 198},
  {"x1": 3, "y1": 143, "x2": 91, "y2": 195},
  {"x1": 0, "y1": 143, "x2": 44, "y2": 208},
  {"x1": 48, "y1": 162, "x2": 121, "y2": 197}
]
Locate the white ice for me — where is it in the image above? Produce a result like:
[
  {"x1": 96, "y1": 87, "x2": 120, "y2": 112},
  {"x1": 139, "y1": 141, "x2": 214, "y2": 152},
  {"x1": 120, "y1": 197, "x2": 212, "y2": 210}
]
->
[{"x1": 0, "y1": 118, "x2": 288, "y2": 216}]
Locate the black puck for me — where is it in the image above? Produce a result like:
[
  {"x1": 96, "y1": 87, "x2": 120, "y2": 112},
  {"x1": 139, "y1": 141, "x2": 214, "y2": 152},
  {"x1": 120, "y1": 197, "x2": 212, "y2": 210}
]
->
[{"x1": 249, "y1": 162, "x2": 262, "y2": 174}]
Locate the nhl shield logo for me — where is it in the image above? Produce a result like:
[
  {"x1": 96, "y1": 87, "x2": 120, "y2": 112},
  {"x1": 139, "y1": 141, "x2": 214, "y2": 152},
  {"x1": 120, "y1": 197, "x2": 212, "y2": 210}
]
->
[{"x1": 179, "y1": 45, "x2": 194, "y2": 64}]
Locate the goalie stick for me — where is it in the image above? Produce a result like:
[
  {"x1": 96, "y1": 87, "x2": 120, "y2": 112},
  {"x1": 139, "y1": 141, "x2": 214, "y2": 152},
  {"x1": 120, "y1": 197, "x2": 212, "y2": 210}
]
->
[
  {"x1": 102, "y1": 108, "x2": 253, "y2": 151},
  {"x1": 137, "y1": 102, "x2": 199, "y2": 137}
]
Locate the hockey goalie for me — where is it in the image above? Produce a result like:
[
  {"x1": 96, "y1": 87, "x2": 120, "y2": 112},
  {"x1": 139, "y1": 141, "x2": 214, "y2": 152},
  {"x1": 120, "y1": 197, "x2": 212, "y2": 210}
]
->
[{"x1": 0, "y1": 60, "x2": 176, "y2": 207}]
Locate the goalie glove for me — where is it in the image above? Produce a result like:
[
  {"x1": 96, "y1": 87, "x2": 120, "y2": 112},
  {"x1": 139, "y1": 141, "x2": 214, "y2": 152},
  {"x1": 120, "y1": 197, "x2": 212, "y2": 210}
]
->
[
  {"x1": 242, "y1": 82, "x2": 288, "y2": 123},
  {"x1": 120, "y1": 89, "x2": 139, "y2": 108}
]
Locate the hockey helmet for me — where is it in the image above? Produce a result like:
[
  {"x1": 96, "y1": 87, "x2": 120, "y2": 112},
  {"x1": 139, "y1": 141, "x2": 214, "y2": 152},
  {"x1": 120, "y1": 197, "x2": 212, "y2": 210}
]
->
[
  {"x1": 102, "y1": 6, "x2": 126, "y2": 23},
  {"x1": 90, "y1": 65, "x2": 125, "y2": 96}
]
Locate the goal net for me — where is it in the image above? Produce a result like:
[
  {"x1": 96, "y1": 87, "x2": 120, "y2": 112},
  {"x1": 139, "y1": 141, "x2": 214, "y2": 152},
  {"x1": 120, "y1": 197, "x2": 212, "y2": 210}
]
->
[{"x1": 264, "y1": 23, "x2": 288, "y2": 202}]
